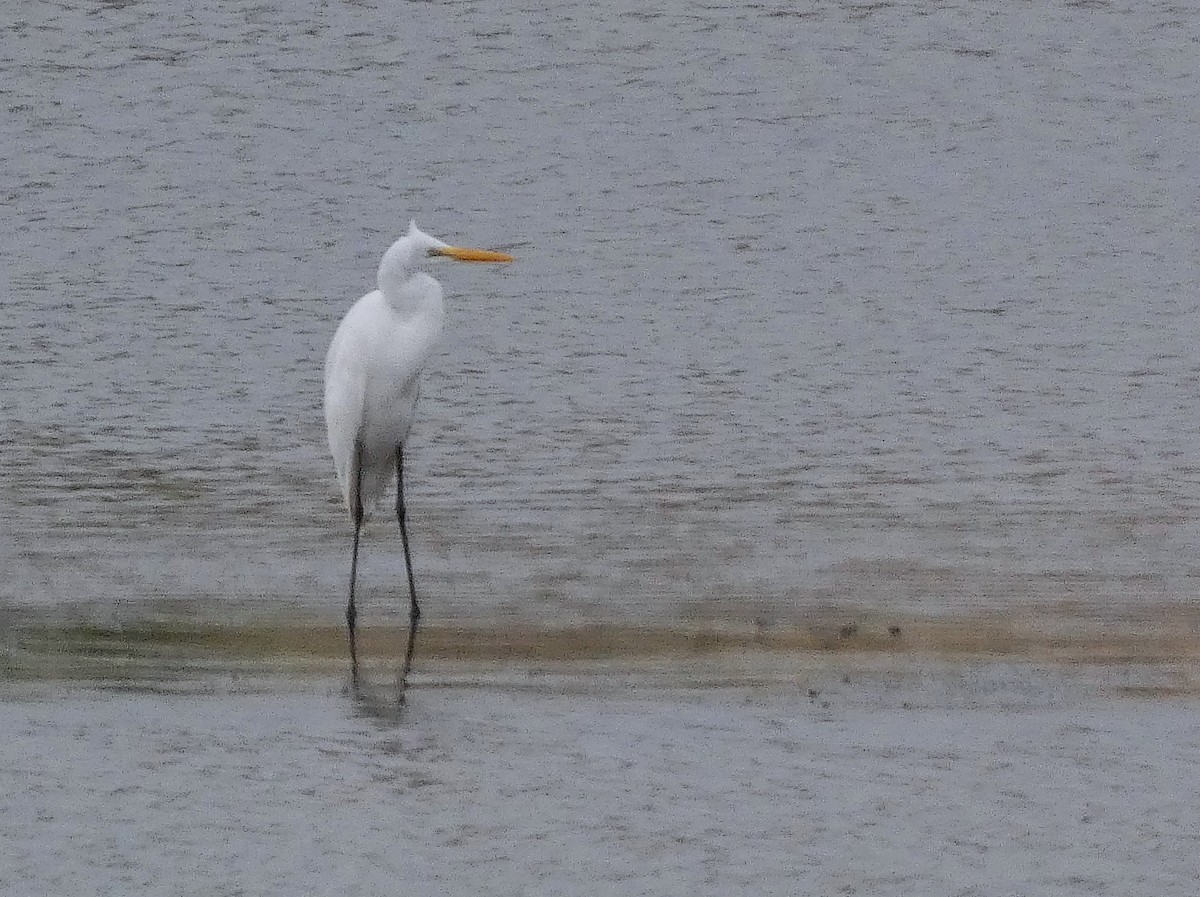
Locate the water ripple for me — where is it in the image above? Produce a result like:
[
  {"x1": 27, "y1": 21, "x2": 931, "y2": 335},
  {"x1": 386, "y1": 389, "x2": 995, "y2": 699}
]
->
[{"x1": 4, "y1": 0, "x2": 1200, "y2": 627}]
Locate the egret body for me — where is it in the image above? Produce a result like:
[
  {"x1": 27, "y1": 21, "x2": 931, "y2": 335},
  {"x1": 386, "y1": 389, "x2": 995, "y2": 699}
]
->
[{"x1": 323, "y1": 220, "x2": 513, "y2": 689}]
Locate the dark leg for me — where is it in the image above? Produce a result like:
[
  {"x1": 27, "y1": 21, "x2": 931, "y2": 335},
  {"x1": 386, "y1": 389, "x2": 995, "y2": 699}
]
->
[
  {"x1": 396, "y1": 444, "x2": 421, "y2": 694},
  {"x1": 347, "y1": 440, "x2": 364, "y2": 683}
]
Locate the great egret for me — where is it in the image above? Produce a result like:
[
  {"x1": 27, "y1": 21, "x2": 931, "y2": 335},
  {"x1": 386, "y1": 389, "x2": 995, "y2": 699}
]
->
[{"x1": 324, "y1": 220, "x2": 513, "y2": 690}]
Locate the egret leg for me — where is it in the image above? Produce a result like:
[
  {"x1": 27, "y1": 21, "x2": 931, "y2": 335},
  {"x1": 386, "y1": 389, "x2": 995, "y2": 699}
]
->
[
  {"x1": 396, "y1": 444, "x2": 421, "y2": 693},
  {"x1": 347, "y1": 440, "x2": 364, "y2": 683}
]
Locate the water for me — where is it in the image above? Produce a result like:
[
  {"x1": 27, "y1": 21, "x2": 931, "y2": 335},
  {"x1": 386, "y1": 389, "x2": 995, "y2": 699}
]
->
[
  {"x1": 3, "y1": 669, "x2": 1199, "y2": 896},
  {"x1": 4, "y1": 0, "x2": 1200, "y2": 627}
]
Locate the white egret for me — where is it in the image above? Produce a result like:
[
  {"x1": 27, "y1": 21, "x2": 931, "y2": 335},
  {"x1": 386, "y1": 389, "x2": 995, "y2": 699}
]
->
[{"x1": 324, "y1": 220, "x2": 513, "y2": 689}]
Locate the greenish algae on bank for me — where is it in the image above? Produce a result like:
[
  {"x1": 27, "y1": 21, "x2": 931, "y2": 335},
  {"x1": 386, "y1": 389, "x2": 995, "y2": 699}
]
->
[{"x1": 5, "y1": 604, "x2": 1199, "y2": 691}]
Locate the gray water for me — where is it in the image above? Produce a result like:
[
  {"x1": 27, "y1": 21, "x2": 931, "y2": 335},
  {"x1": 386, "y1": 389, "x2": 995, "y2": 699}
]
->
[
  {"x1": 3, "y1": 670, "x2": 1200, "y2": 897},
  {"x1": 5, "y1": 0, "x2": 1200, "y2": 627}
]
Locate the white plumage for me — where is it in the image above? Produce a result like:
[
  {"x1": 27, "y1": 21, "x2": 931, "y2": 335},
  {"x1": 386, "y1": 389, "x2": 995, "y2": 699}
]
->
[
  {"x1": 322, "y1": 219, "x2": 513, "y2": 688},
  {"x1": 324, "y1": 222, "x2": 447, "y2": 515}
]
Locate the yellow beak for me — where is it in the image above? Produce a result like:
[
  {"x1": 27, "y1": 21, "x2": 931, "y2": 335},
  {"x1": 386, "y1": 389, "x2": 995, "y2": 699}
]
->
[{"x1": 433, "y1": 246, "x2": 515, "y2": 263}]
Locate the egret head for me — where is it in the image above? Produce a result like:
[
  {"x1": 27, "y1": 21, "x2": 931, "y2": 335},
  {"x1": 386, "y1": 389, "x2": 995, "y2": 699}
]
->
[{"x1": 378, "y1": 221, "x2": 513, "y2": 294}]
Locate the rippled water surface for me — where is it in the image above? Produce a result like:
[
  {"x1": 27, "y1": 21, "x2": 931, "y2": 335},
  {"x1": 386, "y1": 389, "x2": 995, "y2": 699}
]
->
[
  {"x1": 3, "y1": 668, "x2": 1199, "y2": 897},
  {"x1": 5, "y1": 0, "x2": 1200, "y2": 626}
]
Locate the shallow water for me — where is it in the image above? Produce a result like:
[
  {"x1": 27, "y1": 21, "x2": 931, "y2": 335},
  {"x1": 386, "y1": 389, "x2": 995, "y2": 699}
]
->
[
  {"x1": 3, "y1": 668, "x2": 1198, "y2": 896},
  {"x1": 4, "y1": 0, "x2": 1200, "y2": 627}
]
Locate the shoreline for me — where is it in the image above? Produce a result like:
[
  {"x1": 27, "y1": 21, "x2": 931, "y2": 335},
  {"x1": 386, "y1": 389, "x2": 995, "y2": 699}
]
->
[{"x1": 5, "y1": 608, "x2": 1198, "y2": 695}]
